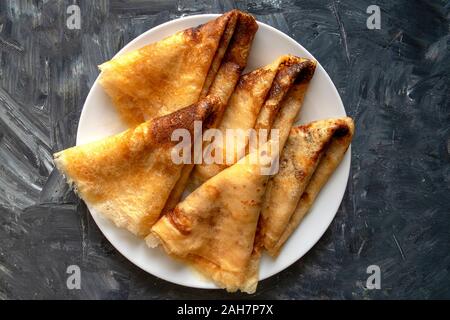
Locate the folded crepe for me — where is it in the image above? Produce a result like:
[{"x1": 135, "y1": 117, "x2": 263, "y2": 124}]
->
[
  {"x1": 163, "y1": 12, "x2": 258, "y2": 210},
  {"x1": 53, "y1": 96, "x2": 222, "y2": 237},
  {"x1": 98, "y1": 10, "x2": 256, "y2": 127},
  {"x1": 186, "y1": 56, "x2": 317, "y2": 192},
  {"x1": 150, "y1": 141, "x2": 277, "y2": 293},
  {"x1": 260, "y1": 117, "x2": 355, "y2": 256}
]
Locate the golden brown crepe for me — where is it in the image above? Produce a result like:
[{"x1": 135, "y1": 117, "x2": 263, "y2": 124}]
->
[
  {"x1": 242, "y1": 63, "x2": 317, "y2": 275},
  {"x1": 260, "y1": 117, "x2": 355, "y2": 256},
  {"x1": 268, "y1": 60, "x2": 317, "y2": 150},
  {"x1": 163, "y1": 12, "x2": 258, "y2": 210},
  {"x1": 99, "y1": 10, "x2": 256, "y2": 127},
  {"x1": 186, "y1": 56, "x2": 316, "y2": 193},
  {"x1": 53, "y1": 96, "x2": 222, "y2": 237},
  {"x1": 150, "y1": 141, "x2": 277, "y2": 293}
]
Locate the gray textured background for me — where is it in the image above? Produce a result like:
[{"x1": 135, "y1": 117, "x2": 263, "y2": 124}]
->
[{"x1": 0, "y1": 0, "x2": 449, "y2": 299}]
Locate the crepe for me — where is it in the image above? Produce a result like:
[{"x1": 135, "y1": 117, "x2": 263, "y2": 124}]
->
[
  {"x1": 98, "y1": 10, "x2": 256, "y2": 127},
  {"x1": 187, "y1": 56, "x2": 316, "y2": 192},
  {"x1": 150, "y1": 141, "x2": 277, "y2": 293},
  {"x1": 267, "y1": 60, "x2": 316, "y2": 150},
  {"x1": 53, "y1": 96, "x2": 222, "y2": 237},
  {"x1": 163, "y1": 13, "x2": 258, "y2": 210},
  {"x1": 260, "y1": 117, "x2": 355, "y2": 256}
]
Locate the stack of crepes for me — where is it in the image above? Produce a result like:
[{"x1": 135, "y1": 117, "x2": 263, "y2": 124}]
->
[{"x1": 54, "y1": 10, "x2": 355, "y2": 294}]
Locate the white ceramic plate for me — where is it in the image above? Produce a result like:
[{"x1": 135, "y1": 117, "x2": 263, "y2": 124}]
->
[{"x1": 76, "y1": 14, "x2": 349, "y2": 289}]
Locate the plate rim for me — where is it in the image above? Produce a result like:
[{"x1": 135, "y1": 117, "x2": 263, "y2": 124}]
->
[{"x1": 76, "y1": 13, "x2": 350, "y2": 290}]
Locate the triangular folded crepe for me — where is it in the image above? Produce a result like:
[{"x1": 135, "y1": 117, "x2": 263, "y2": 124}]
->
[
  {"x1": 99, "y1": 10, "x2": 256, "y2": 127},
  {"x1": 150, "y1": 141, "x2": 277, "y2": 293},
  {"x1": 53, "y1": 96, "x2": 222, "y2": 237},
  {"x1": 260, "y1": 117, "x2": 355, "y2": 256},
  {"x1": 187, "y1": 56, "x2": 316, "y2": 192},
  {"x1": 163, "y1": 13, "x2": 258, "y2": 210}
]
